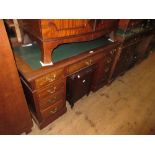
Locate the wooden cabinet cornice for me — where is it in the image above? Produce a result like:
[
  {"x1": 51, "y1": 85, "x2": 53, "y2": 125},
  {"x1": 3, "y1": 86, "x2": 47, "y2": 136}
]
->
[{"x1": 19, "y1": 19, "x2": 119, "y2": 64}]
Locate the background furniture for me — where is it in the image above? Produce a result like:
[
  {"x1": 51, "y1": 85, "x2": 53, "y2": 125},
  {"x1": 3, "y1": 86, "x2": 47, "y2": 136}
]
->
[
  {"x1": 4, "y1": 19, "x2": 22, "y2": 46},
  {"x1": 19, "y1": 19, "x2": 119, "y2": 64},
  {"x1": 0, "y1": 20, "x2": 33, "y2": 134},
  {"x1": 112, "y1": 19, "x2": 154, "y2": 79}
]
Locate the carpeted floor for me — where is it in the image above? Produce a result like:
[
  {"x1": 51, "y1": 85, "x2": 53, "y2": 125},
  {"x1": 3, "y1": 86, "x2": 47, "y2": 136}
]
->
[{"x1": 29, "y1": 51, "x2": 155, "y2": 135}]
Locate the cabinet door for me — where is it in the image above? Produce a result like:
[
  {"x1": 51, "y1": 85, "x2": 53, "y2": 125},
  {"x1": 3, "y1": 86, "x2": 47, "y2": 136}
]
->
[
  {"x1": 95, "y1": 19, "x2": 119, "y2": 31},
  {"x1": 41, "y1": 19, "x2": 95, "y2": 39},
  {"x1": 67, "y1": 66, "x2": 95, "y2": 106}
]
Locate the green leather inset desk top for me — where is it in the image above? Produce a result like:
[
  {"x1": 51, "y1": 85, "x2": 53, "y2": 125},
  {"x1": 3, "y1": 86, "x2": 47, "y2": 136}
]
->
[{"x1": 13, "y1": 37, "x2": 112, "y2": 70}]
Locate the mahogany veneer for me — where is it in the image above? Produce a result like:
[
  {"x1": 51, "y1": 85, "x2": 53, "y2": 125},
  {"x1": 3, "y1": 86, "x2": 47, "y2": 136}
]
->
[{"x1": 19, "y1": 19, "x2": 119, "y2": 64}]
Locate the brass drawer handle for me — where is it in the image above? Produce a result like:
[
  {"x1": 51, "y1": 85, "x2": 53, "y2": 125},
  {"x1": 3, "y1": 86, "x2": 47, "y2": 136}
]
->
[
  {"x1": 46, "y1": 74, "x2": 56, "y2": 82},
  {"x1": 47, "y1": 96, "x2": 57, "y2": 104},
  {"x1": 85, "y1": 61, "x2": 90, "y2": 66},
  {"x1": 47, "y1": 87, "x2": 56, "y2": 94},
  {"x1": 110, "y1": 50, "x2": 115, "y2": 55},
  {"x1": 104, "y1": 67, "x2": 110, "y2": 72},
  {"x1": 89, "y1": 59, "x2": 92, "y2": 64},
  {"x1": 85, "y1": 59, "x2": 92, "y2": 66},
  {"x1": 50, "y1": 107, "x2": 57, "y2": 114},
  {"x1": 107, "y1": 57, "x2": 112, "y2": 63}
]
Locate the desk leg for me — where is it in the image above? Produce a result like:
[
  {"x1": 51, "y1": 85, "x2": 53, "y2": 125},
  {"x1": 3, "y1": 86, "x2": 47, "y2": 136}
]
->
[{"x1": 38, "y1": 41, "x2": 59, "y2": 64}]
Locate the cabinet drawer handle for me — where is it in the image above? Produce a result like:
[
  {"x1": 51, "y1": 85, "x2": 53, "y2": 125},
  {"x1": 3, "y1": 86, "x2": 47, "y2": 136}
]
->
[
  {"x1": 85, "y1": 61, "x2": 90, "y2": 66},
  {"x1": 89, "y1": 59, "x2": 92, "y2": 64},
  {"x1": 85, "y1": 59, "x2": 92, "y2": 66},
  {"x1": 50, "y1": 107, "x2": 57, "y2": 114},
  {"x1": 46, "y1": 74, "x2": 56, "y2": 82},
  {"x1": 110, "y1": 49, "x2": 116, "y2": 55},
  {"x1": 104, "y1": 67, "x2": 110, "y2": 72},
  {"x1": 107, "y1": 57, "x2": 112, "y2": 63},
  {"x1": 47, "y1": 96, "x2": 57, "y2": 104},
  {"x1": 47, "y1": 87, "x2": 56, "y2": 94}
]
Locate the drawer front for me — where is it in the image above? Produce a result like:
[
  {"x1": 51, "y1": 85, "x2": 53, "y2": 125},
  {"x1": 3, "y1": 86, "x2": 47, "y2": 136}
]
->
[
  {"x1": 36, "y1": 80, "x2": 65, "y2": 100},
  {"x1": 38, "y1": 89, "x2": 65, "y2": 110},
  {"x1": 68, "y1": 54, "x2": 102, "y2": 75},
  {"x1": 93, "y1": 52, "x2": 115, "y2": 86},
  {"x1": 35, "y1": 68, "x2": 65, "y2": 89},
  {"x1": 41, "y1": 100, "x2": 65, "y2": 119}
]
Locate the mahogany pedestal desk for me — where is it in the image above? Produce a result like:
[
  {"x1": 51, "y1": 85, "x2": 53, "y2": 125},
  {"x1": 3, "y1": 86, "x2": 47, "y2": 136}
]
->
[{"x1": 13, "y1": 37, "x2": 120, "y2": 129}]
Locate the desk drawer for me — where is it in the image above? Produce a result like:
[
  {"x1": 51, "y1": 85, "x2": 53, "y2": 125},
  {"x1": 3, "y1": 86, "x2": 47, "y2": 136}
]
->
[
  {"x1": 35, "y1": 68, "x2": 65, "y2": 89},
  {"x1": 41, "y1": 100, "x2": 65, "y2": 119},
  {"x1": 38, "y1": 89, "x2": 65, "y2": 110},
  {"x1": 68, "y1": 54, "x2": 102, "y2": 74},
  {"x1": 36, "y1": 80, "x2": 65, "y2": 100}
]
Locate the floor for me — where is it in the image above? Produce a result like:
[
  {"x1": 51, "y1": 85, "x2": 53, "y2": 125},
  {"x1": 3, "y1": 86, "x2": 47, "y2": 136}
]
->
[{"x1": 29, "y1": 52, "x2": 155, "y2": 135}]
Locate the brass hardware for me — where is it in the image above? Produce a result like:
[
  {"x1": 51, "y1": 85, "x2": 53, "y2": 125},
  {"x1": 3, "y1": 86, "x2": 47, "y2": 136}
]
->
[
  {"x1": 110, "y1": 50, "x2": 115, "y2": 55},
  {"x1": 46, "y1": 74, "x2": 56, "y2": 82},
  {"x1": 85, "y1": 59, "x2": 93, "y2": 66},
  {"x1": 47, "y1": 87, "x2": 56, "y2": 94},
  {"x1": 47, "y1": 96, "x2": 57, "y2": 104},
  {"x1": 107, "y1": 57, "x2": 112, "y2": 63},
  {"x1": 89, "y1": 59, "x2": 92, "y2": 64},
  {"x1": 50, "y1": 107, "x2": 57, "y2": 114},
  {"x1": 85, "y1": 61, "x2": 90, "y2": 66}
]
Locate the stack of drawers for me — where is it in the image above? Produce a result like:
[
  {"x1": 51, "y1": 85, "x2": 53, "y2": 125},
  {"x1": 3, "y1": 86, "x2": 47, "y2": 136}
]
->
[
  {"x1": 112, "y1": 38, "x2": 141, "y2": 79},
  {"x1": 92, "y1": 48, "x2": 117, "y2": 91},
  {"x1": 22, "y1": 68, "x2": 67, "y2": 129}
]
